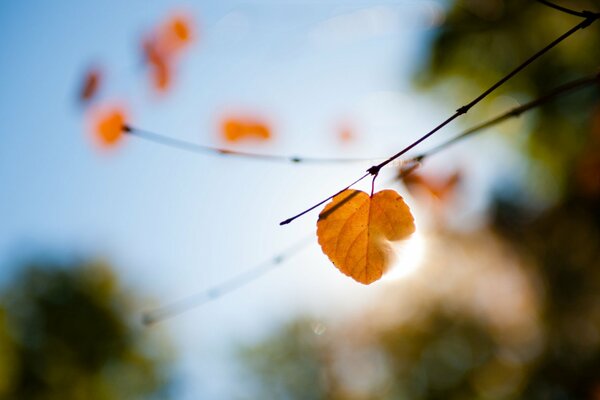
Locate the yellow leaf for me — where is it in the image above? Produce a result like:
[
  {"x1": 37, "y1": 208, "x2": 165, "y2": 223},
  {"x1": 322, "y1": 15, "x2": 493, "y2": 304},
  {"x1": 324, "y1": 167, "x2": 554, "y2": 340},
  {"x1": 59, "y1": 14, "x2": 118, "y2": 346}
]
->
[{"x1": 317, "y1": 189, "x2": 415, "y2": 284}]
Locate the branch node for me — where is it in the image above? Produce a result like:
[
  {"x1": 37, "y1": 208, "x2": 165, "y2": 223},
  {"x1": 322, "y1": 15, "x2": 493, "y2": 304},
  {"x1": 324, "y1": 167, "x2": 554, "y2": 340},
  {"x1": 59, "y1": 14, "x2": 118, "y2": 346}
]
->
[
  {"x1": 456, "y1": 104, "x2": 472, "y2": 115},
  {"x1": 582, "y1": 10, "x2": 600, "y2": 21},
  {"x1": 367, "y1": 165, "x2": 381, "y2": 176},
  {"x1": 508, "y1": 107, "x2": 524, "y2": 118},
  {"x1": 581, "y1": 14, "x2": 598, "y2": 28},
  {"x1": 122, "y1": 124, "x2": 132, "y2": 133}
]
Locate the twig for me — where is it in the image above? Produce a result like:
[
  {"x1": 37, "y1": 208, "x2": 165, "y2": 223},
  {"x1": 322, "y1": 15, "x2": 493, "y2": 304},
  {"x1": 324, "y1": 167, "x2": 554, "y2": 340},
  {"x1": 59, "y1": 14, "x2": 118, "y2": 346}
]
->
[
  {"x1": 279, "y1": 172, "x2": 370, "y2": 225},
  {"x1": 142, "y1": 236, "x2": 313, "y2": 325},
  {"x1": 280, "y1": 12, "x2": 599, "y2": 225},
  {"x1": 405, "y1": 72, "x2": 600, "y2": 168},
  {"x1": 143, "y1": 73, "x2": 599, "y2": 323},
  {"x1": 123, "y1": 125, "x2": 380, "y2": 165},
  {"x1": 536, "y1": 0, "x2": 600, "y2": 19}
]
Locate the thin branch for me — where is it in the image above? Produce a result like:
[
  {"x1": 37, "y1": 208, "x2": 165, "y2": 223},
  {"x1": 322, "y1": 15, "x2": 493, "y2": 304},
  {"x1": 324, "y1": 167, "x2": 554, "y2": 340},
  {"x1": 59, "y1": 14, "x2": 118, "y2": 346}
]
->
[
  {"x1": 142, "y1": 236, "x2": 313, "y2": 325},
  {"x1": 123, "y1": 125, "x2": 380, "y2": 165},
  {"x1": 279, "y1": 172, "x2": 370, "y2": 225},
  {"x1": 536, "y1": 0, "x2": 600, "y2": 18},
  {"x1": 374, "y1": 15, "x2": 597, "y2": 172},
  {"x1": 408, "y1": 72, "x2": 600, "y2": 165},
  {"x1": 143, "y1": 74, "x2": 599, "y2": 323},
  {"x1": 280, "y1": 13, "x2": 598, "y2": 225}
]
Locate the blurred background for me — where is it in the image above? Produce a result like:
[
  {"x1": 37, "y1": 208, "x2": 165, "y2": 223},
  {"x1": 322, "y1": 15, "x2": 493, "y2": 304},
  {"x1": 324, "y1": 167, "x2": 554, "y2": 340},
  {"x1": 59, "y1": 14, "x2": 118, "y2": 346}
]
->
[{"x1": 1, "y1": 0, "x2": 599, "y2": 398}]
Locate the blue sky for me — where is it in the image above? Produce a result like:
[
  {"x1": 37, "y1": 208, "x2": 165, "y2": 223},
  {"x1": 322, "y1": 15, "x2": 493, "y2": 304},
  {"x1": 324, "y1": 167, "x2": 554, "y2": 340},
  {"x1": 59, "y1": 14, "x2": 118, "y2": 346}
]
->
[{"x1": 0, "y1": 1, "x2": 522, "y2": 397}]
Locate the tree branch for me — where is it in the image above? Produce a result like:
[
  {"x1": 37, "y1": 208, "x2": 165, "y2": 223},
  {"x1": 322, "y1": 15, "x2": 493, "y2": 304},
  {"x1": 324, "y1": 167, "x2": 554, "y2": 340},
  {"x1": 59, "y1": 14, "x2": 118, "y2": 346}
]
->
[
  {"x1": 280, "y1": 13, "x2": 599, "y2": 225},
  {"x1": 279, "y1": 172, "x2": 370, "y2": 225},
  {"x1": 403, "y1": 72, "x2": 600, "y2": 172},
  {"x1": 144, "y1": 73, "x2": 599, "y2": 323},
  {"x1": 536, "y1": 0, "x2": 600, "y2": 19},
  {"x1": 142, "y1": 236, "x2": 313, "y2": 325},
  {"x1": 123, "y1": 125, "x2": 380, "y2": 165}
]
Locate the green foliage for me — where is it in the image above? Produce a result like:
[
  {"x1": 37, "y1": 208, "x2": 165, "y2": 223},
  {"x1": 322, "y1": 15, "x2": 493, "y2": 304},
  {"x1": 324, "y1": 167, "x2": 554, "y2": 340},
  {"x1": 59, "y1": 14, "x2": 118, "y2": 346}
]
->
[{"x1": 0, "y1": 260, "x2": 173, "y2": 400}]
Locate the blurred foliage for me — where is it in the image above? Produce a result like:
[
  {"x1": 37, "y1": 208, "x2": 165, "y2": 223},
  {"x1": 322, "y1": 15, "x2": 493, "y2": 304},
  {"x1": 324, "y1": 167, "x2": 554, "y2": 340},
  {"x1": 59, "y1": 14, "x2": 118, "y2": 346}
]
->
[
  {"x1": 418, "y1": 0, "x2": 600, "y2": 196},
  {"x1": 238, "y1": 310, "x2": 530, "y2": 400},
  {"x1": 0, "y1": 259, "x2": 173, "y2": 400},
  {"x1": 425, "y1": 1, "x2": 600, "y2": 398},
  {"x1": 238, "y1": 319, "x2": 333, "y2": 400},
  {"x1": 239, "y1": 1, "x2": 600, "y2": 399}
]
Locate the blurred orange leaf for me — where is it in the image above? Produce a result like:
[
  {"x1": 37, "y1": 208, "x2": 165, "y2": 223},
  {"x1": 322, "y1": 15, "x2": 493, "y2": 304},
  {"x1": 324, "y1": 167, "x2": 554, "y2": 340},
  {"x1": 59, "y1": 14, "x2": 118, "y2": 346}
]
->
[
  {"x1": 317, "y1": 189, "x2": 415, "y2": 284},
  {"x1": 89, "y1": 106, "x2": 127, "y2": 148},
  {"x1": 142, "y1": 38, "x2": 173, "y2": 93},
  {"x1": 402, "y1": 171, "x2": 461, "y2": 202},
  {"x1": 150, "y1": 54, "x2": 171, "y2": 92},
  {"x1": 143, "y1": 36, "x2": 163, "y2": 66},
  {"x1": 159, "y1": 14, "x2": 194, "y2": 57},
  {"x1": 222, "y1": 118, "x2": 271, "y2": 143},
  {"x1": 79, "y1": 67, "x2": 102, "y2": 103},
  {"x1": 338, "y1": 127, "x2": 354, "y2": 143},
  {"x1": 141, "y1": 12, "x2": 194, "y2": 94}
]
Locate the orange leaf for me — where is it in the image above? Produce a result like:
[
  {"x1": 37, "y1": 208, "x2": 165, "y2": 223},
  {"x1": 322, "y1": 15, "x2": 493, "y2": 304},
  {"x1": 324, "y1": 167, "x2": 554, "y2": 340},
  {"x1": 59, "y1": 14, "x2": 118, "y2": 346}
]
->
[
  {"x1": 167, "y1": 15, "x2": 193, "y2": 46},
  {"x1": 149, "y1": 54, "x2": 171, "y2": 92},
  {"x1": 142, "y1": 35, "x2": 172, "y2": 93},
  {"x1": 402, "y1": 171, "x2": 461, "y2": 202},
  {"x1": 317, "y1": 189, "x2": 415, "y2": 284},
  {"x1": 156, "y1": 14, "x2": 195, "y2": 59},
  {"x1": 143, "y1": 36, "x2": 163, "y2": 66},
  {"x1": 89, "y1": 106, "x2": 128, "y2": 148},
  {"x1": 338, "y1": 127, "x2": 354, "y2": 143},
  {"x1": 79, "y1": 67, "x2": 102, "y2": 103},
  {"x1": 221, "y1": 117, "x2": 271, "y2": 143}
]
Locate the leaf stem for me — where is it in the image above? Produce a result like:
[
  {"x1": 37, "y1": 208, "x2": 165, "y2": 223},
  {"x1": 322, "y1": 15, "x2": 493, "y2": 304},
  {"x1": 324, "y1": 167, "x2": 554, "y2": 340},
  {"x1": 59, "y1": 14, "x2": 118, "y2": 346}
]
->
[{"x1": 370, "y1": 172, "x2": 378, "y2": 197}]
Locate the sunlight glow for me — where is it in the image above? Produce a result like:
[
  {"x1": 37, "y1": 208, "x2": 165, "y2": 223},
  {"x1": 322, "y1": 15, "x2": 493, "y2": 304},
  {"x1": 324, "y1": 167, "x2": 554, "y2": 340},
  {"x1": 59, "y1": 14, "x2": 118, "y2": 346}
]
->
[{"x1": 382, "y1": 231, "x2": 427, "y2": 282}]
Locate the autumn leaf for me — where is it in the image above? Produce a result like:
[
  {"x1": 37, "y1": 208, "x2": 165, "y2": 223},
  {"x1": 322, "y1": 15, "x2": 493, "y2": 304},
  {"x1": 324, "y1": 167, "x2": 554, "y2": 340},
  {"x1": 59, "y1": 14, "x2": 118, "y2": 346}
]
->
[
  {"x1": 317, "y1": 189, "x2": 415, "y2": 284},
  {"x1": 335, "y1": 120, "x2": 356, "y2": 144},
  {"x1": 338, "y1": 127, "x2": 354, "y2": 143},
  {"x1": 159, "y1": 14, "x2": 194, "y2": 56},
  {"x1": 88, "y1": 105, "x2": 128, "y2": 148},
  {"x1": 141, "y1": 12, "x2": 194, "y2": 94},
  {"x1": 142, "y1": 37, "x2": 173, "y2": 93},
  {"x1": 221, "y1": 117, "x2": 271, "y2": 143},
  {"x1": 402, "y1": 171, "x2": 461, "y2": 202},
  {"x1": 143, "y1": 36, "x2": 163, "y2": 66},
  {"x1": 150, "y1": 54, "x2": 171, "y2": 92},
  {"x1": 79, "y1": 67, "x2": 102, "y2": 104}
]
